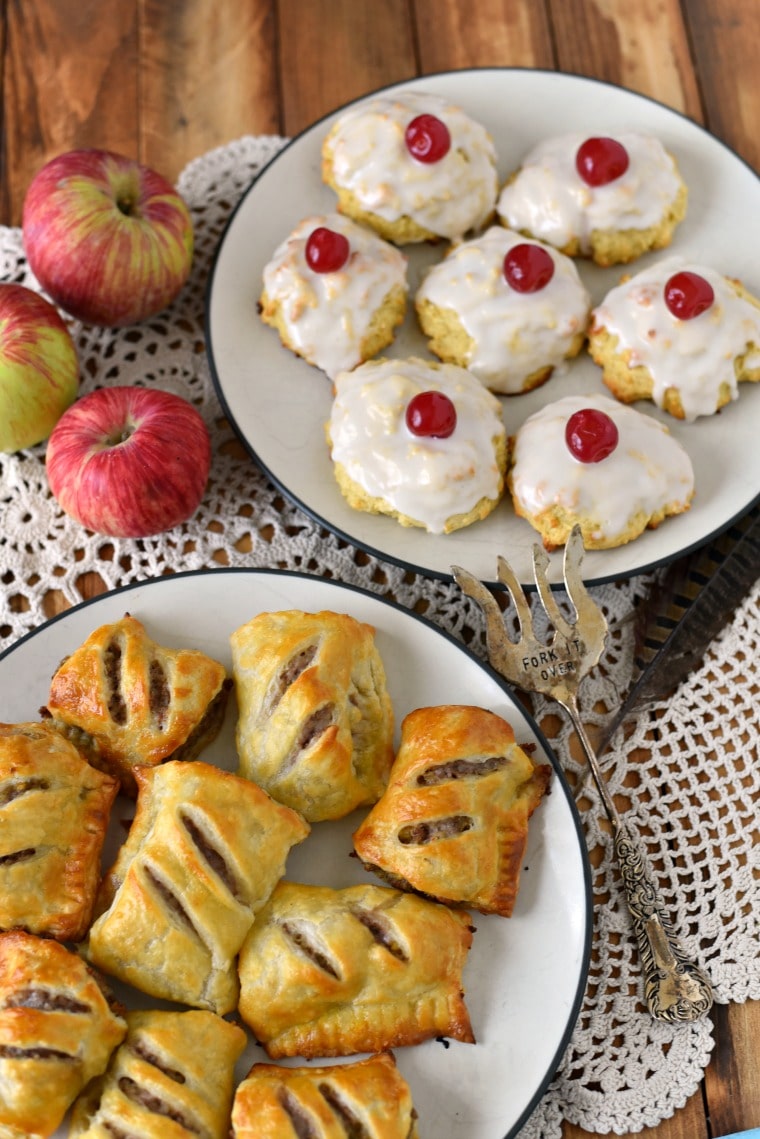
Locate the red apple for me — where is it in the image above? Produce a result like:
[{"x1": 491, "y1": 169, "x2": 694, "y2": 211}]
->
[
  {"x1": 46, "y1": 386, "x2": 211, "y2": 537},
  {"x1": 22, "y1": 149, "x2": 194, "y2": 327},
  {"x1": 0, "y1": 283, "x2": 79, "y2": 452}
]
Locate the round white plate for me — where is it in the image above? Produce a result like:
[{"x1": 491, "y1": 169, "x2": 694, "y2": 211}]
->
[
  {"x1": 207, "y1": 68, "x2": 760, "y2": 587},
  {"x1": 0, "y1": 571, "x2": 590, "y2": 1139}
]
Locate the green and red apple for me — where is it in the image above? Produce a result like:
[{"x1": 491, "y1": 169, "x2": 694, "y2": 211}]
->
[
  {"x1": 22, "y1": 149, "x2": 194, "y2": 327},
  {"x1": 0, "y1": 283, "x2": 79, "y2": 452},
  {"x1": 46, "y1": 385, "x2": 211, "y2": 537}
]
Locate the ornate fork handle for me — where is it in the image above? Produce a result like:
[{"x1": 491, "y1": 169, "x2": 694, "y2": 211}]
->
[{"x1": 612, "y1": 817, "x2": 714, "y2": 1022}]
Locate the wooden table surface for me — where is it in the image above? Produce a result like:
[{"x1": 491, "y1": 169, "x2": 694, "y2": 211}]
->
[{"x1": 1, "y1": 3, "x2": 758, "y2": 1138}]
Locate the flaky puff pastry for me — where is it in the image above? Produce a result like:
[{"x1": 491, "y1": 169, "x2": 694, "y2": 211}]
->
[
  {"x1": 69, "y1": 1008, "x2": 246, "y2": 1139},
  {"x1": 0, "y1": 722, "x2": 119, "y2": 941},
  {"x1": 230, "y1": 609, "x2": 395, "y2": 822},
  {"x1": 353, "y1": 705, "x2": 552, "y2": 917},
  {"x1": 237, "y1": 880, "x2": 474, "y2": 1058},
  {"x1": 85, "y1": 760, "x2": 310, "y2": 1015},
  {"x1": 0, "y1": 930, "x2": 126, "y2": 1139},
  {"x1": 231, "y1": 1052, "x2": 420, "y2": 1139},
  {"x1": 44, "y1": 614, "x2": 231, "y2": 796}
]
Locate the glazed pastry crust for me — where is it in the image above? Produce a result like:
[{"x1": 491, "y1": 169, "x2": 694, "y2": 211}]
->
[
  {"x1": 68, "y1": 1008, "x2": 246, "y2": 1139},
  {"x1": 85, "y1": 760, "x2": 310, "y2": 1015},
  {"x1": 0, "y1": 721, "x2": 119, "y2": 941},
  {"x1": 231, "y1": 1053, "x2": 419, "y2": 1139},
  {"x1": 353, "y1": 705, "x2": 552, "y2": 917},
  {"x1": 44, "y1": 614, "x2": 230, "y2": 796},
  {"x1": 237, "y1": 880, "x2": 475, "y2": 1058},
  {"x1": 231, "y1": 610, "x2": 395, "y2": 821},
  {"x1": 0, "y1": 930, "x2": 126, "y2": 1139}
]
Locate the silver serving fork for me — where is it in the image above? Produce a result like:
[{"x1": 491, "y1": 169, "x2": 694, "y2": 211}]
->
[{"x1": 452, "y1": 526, "x2": 714, "y2": 1024}]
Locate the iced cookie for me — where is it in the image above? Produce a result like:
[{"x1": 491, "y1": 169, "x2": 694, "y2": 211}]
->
[
  {"x1": 508, "y1": 393, "x2": 695, "y2": 549},
  {"x1": 497, "y1": 132, "x2": 687, "y2": 267},
  {"x1": 588, "y1": 257, "x2": 760, "y2": 420},
  {"x1": 259, "y1": 212, "x2": 408, "y2": 379},
  {"x1": 416, "y1": 226, "x2": 591, "y2": 393},
  {"x1": 327, "y1": 356, "x2": 507, "y2": 535},
  {"x1": 322, "y1": 90, "x2": 498, "y2": 243}
]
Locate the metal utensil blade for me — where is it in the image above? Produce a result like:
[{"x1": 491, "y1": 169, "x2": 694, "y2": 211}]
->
[{"x1": 601, "y1": 503, "x2": 760, "y2": 751}]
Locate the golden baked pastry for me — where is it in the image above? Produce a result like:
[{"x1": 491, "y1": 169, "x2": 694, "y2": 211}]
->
[
  {"x1": 44, "y1": 613, "x2": 231, "y2": 796},
  {"x1": 68, "y1": 1008, "x2": 246, "y2": 1139},
  {"x1": 231, "y1": 1052, "x2": 420, "y2": 1139},
  {"x1": 0, "y1": 930, "x2": 126, "y2": 1139},
  {"x1": 0, "y1": 721, "x2": 119, "y2": 941},
  {"x1": 237, "y1": 880, "x2": 475, "y2": 1058},
  {"x1": 230, "y1": 610, "x2": 395, "y2": 822},
  {"x1": 352, "y1": 705, "x2": 552, "y2": 917},
  {"x1": 85, "y1": 759, "x2": 310, "y2": 1015}
]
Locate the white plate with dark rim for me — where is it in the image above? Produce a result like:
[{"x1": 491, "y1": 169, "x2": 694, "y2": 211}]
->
[
  {"x1": 206, "y1": 67, "x2": 760, "y2": 588},
  {"x1": 0, "y1": 570, "x2": 591, "y2": 1139}
]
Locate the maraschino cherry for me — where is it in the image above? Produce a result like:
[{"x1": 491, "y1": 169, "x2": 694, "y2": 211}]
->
[
  {"x1": 405, "y1": 114, "x2": 451, "y2": 163},
  {"x1": 565, "y1": 408, "x2": 619, "y2": 463},
  {"x1": 406, "y1": 391, "x2": 457, "y2": 438},
  {"x1": 305, "y1": 226, "x2": 350, "y2": 273},
  {"x1": 663, "y1": 270, "x2": 715, "y2": 320},
  {"x1": 575, "y1": 137, "x2": 629, "y2": 187},
  {"x1": 503, "y1": 243, "x2": 555, "y2": 293}
]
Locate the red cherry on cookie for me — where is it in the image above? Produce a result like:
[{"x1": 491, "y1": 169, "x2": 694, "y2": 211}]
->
[
  {"x1": 405, "y1": 114, "x2": 451, "y2": 163},
  {"x1": 305, "y1": 226, "x2": 350, "y2": 273},
  {"x1": 406, "y1": 391, "x2": 457, "y2": 438},
  {"x1": 575, "y1": 137, "x2": 630, "y2": 187},
  {"x1": 503, "y1": 243, "x2": 555, "y2": 293},
  {"x1": 565, "y1": 408, "x2": 619, "y2": 463},
  {"x1": 663, "y1": 270, "x2": 715, "y2": 320}
]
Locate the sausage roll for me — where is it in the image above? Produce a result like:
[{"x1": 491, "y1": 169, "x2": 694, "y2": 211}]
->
[
  {"x1": 237, "y1": 880, "x2": 475, "y2": 1058},
  {"x1": 352, "y1": 705, "x2": 552, "y2": 917},
  {"x1": 68, "y1": 1008, "x2": 246, "y2": 1139},
  {"x1": 230, "y1": 609, "x2": 395, "y2": 822},
  {"x1": 0, "y1": 721, "x2": 119, "y2": 941},
  {"x1": 85, "y1": 759, "x2": 310, "y2": 1015},
  {"x1": 231, "y1": 1052, "x2": 419, "y2": 1139},
  {"x1": 0, "y1": 930, "x2": 126, "y2": 1138},
  {"x1": 44, "y1": 613, "x2": 231, "y2": 796}
]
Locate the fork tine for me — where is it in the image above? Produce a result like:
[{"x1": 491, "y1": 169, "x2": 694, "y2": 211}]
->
[
  {"x1": 562, "y1": 525, "x2": 608, "y2": 647},
  {"x1": 496, "y1": 554, "x2": 533, "y2": 636},
  {"x1": 532, "y1": 543, "x2": 576, "y2": 639},
  {"x1": 451, "y1": 565, "x2": 515, "y2": 673}
]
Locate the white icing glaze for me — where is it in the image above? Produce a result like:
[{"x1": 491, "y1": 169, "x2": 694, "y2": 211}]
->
[
  {"x1": 323, "y1": 91, "x2": 498, "y2": 239},
  {"x1": 416, "y1": 226, "x2": 591, "y2": 393},
  {"x1": 497, "y1": 131, "x2": 683, "y2": 252},
  {"x1": 328, "y1": 357, "x2": 505, "y2": 534},
  {"x1": 509, "y1": 393, "x2": 694, "y2": 545},
  {"x1": 591, "y1": 256, "x2": 760, "y2": 420},
  {"x1": 261, "y1": 213, "x2": 408, "y2": 379}
]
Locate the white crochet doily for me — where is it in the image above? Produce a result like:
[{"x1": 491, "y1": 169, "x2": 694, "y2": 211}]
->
[{"x1": 1, "y1": 136, "x2": 758, "y2": 1137}]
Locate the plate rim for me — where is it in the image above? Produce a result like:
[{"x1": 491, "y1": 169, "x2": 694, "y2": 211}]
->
[
  {"x1": 0, "y1": 565, "x2": 593, "y2": 1138},
  {"x1": 204, "y1": 65, "x2": 760, "y2": 590}
]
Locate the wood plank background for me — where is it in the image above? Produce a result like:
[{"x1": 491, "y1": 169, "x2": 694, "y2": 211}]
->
[{"x1": 1, "y1": 3, "x2": 758, "y2": 1138}]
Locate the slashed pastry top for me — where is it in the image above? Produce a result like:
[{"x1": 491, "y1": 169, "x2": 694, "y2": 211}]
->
[
  {"x1": 508, "y1": 392, "x2": 695, "y2": 550},
  {"x1": 497, "y1": 131, "x2": 687, "y2": 266},
  {"x1": 588, "y1": 255, "x2": 760, "y2": 420},
  {"x1": 231, "y1": 1053, "x2": 420, "y2": 1139},
  {"x1": 415, "y1": 226, "x2": 591, "y2": 393},
  {"x1": 85, "y1": 760, "x2": 310, "y2": 1016},
  {"x1": 68, "y1": 1008, "x2": 246, "y2": 1139},
  {"x1": 259, "y1": 212, "x2": 408, "y2": 380},
  {"x1": 0, "y1": 930, "x2": 126, "y2": 1139},
  {"x1": 322, "y1": 89, "x2": 498, "y2": 243},
  {"x1": 327, "y1": 356, "x2": 507, "y2": 535},
  {"x1": 352, "y1": 705, "x2": 552, "y2": 917},
  {"x1": 237, "y1": 880, "x2": 475, "y2": 1058},
  {"x1": 230, "y1": 609, "x2": 395, "y2": 822},
  {"x1": 44, "y1": 613, "x2": 230, "y2": 796},
  {"x1": 0, "y1": 721, "x2": 119, "y2": 941}
]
